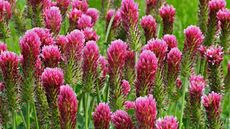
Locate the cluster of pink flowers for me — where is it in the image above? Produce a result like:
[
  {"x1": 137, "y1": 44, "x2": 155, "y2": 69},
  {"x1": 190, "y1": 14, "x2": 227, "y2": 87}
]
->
[
  {"x1": 189, "y1": 75, "x2": 206, "y2": 101},
  {"x1": 68, "y1": 0, "x2": 99, "y2": 31},
  {"x1": 0, "y1": 0, "x2": 11, "y2": 22},
  {"x1": 120, "y1": 0, "x2": 139, "y2": 31},
  {"x1": 141, "y1": 15, "x2": 157, "y2": 41},
  {"x1": 105, "y1": 9, "x2": 121, "y2": 29},
  {"x1": 205, "y1": 45, "x2": 224, "y2": 66},
  {"x1": 58, "y1": 85, "x2": 78, "y2": 129},
  {"x1": 44, "y1": 6, "x2": 62, "y2": 34},
  {"x1": 135, "y1": 50, "x2": 158, "y2": 96},
  {"x1": 156, "y1": 116, "x2": 178, "y2": 129}
]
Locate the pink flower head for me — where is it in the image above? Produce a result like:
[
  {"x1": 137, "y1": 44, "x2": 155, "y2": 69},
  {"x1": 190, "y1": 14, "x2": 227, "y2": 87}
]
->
[
  {"x1": 32, "y1": 27, "x2": 54, "y2": 46},
  {"x1": 159, "y1": 4, "x2": 176, "y2": 23},
  {"x1": 183, "y1": 25, "x2": 204, "y2": 57},
  {"x1": 82, "y1": 41, "x2": 100, "y2": 81},
  {"x1": 111, "y1": 110, "x2": 133, "y2": 129},
  {"x1": 121, "y1": 80, "x2": 130, "y2": 96},
  {"x1": 72, "y1": 0, "x2": 88, "y2": 12},
  {"x1": 58, "y1": 85, "x2": 78, "y2": 129},
  {"x1": 208, "y1": 0, "x2": 226, "y2": 12},
  {"x1": 135, "y1": 50, "x2": 158, "y2": 96},
  {"x1": 163, "y1": 34, "x2": 178, "y2": 50},
  {"x1": 124, "y1": 101, "x2": 135, "y2": 110},
  {"x1": 68, "y1": 8, "x2": 83, "y2": 25},
  {"x1": 77, "y1": 14, "x2": 93, "y2": 29},
  {"x1": 56, "y1": 0, "x2": 70, "y2": 15},
  {"x1": 55, "y1": 35, "x2": 68, "y2": 53},
  {"x1": 44, "y1": 6, "x2": 62, "y2": 34},
  {"x1": 98, "y1": 56, "x2": 108, "y2": 78},
  {"x1": 198, "y1": 45, "x2": 207, "y2": 58},
  {"x1": 217, "y1": 8, "x2": 230, "y2": 22},
  {"x1": 105, "y1": 9, "x2": 121, "y2": 29},
  {"x1": 142, "y1": 39, "x2": 168, "y2": 66},
  {"x1": 140, "y1": 15, "x2": 157, "y2": 41},
  {"x1": 20, "y1": 30, "x2": 41, "y2": 72},
  {"x1": 120, "y1": 0, "x2": 139, "y2": 31},
  {"x1": 0, "y1": 0, "x2": 12, "y2": 22},
  {"x1": 0, "y1": 42, "x2": 7, "y2": 53},
  {"x1": 41, "y1": 45, "x2": 61, "y2": 67},
  {"x1": 189, "y1": 75, "x2": 206, "y2": 101},
  {"x1": 202, "y1": 92, "x2": 222, "y2": 119},
  {"x1": 66, "y1": 29, "x2": 85, "y2": 60},
  {"x1": 86, "y1": 8, "x2": 99, "y2": 25},
  {"x1": 156, "y1": 116, "x2": 178, "y2": 129},
  {"x1": 0, "y1": 51, "x2": 19, "y2": 81},
  {"x1": 93, "y1": 103, "x2": 111, "y2": 129},
  {"x1": 205, "y1": 45, "x2": 224, "y2": 66},
  {"x1": 135, "y1": 95, "x2": 157, "y2": 128},
  {"x1": 145, "y1": 0, "x2": 157, "y2": 14},
  {"x1": 107, "y1": 39, "x2": 128, "y2": 79},
  {"x1": 82, "y1": 27, "x2": 99, "y2": 42},
  {"x1": 41, "y1": 68, "x2": 64, "y2": 98},
  {"x1": 98, "y1": 56, "x2": 108, "y2": 88},
  {"x1": 167, "y1": 48, "x2": 182, "y2": 78}
]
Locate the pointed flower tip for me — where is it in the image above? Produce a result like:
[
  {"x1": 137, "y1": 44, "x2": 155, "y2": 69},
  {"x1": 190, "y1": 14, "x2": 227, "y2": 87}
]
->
[
  {"x1": 189, "y1": 75, "x2": 206, "y2": 98},
  {"x1": 0, "y1": 0, "x2": 12, "y2": 22},
  {"x1": 156, "y1": 116, "x2": 178, "y2": 129},
  {"x1": 41, "y1": 67, "x2": 64, "y2": 89},
  {"x1": 205, "y1": 45, "x2": 224, "y2": 66},
  {"x1": 141, "y1": 15, "x2": 157, "y2": 40},
  {"x1": 217, "y1": 8, "x2": 230, "y2": 21},
  {"x1": 143, "y1": 39, "x2": 168, "y2": 64},
  {"x1": 202, "y1": 91, "x2": 222, "y2": 116},
  {"x1": 167, "y1": 47, "x2": 182, "y2": 75},
  {"x1": 111, "y1": 110, "x2": 133, "y2": 129},
  {"x1": 120, "y1": 0, "x2": 139, "y2": 31},
  {"x1": 72, "y1": 0, "x2": 88, "y2": 12},
  {"x1": 58, "y1": 85, "x2": 78, "y2": 129},
  {"x1": 0, "y1": 42, "x2": 7, "y2": 53},
  {"x1": 136, "y1": 50, "x2": 158, "y2": 96},
  {"x1": 77, "y1": 14, "x2": 93, "y2": 29},
  {"x1": 121, "y1": 80, "x2": 131, "y2": 96},
  {"x1": 32, "y1": 27, "x2": 54, "y2": 46},
  {"x1": 135, "y1": 95, "x2": 157, "y2": 128},
  {"x1": 41, "y1": 45, "x2": 61, "y2": 67},
  {"x1": 93, "y1": 103, "x2": 111, "y2": 129},
  {"x1": 163, "y1": 34, "x2": 178, "y2": 49},
  {"x1": 208, "y1": 0, "x2": 226, "y2": 12},
  {"x1": 83, "y1": 41, "x2": 100, "y2": 79},
  {"x1": 159, "y1": 4, "x2": 176, "y2": 23},
  {"x1": 83, "y1": 27, "x2": 99, "y2": 42},
  {"x1": 0, "y1": 51, "x2": 19, "y2": 78},
  {"x1": 86, "y1": 8, "x2": 99, "y2": 25},
  {"x1": 44, "y1": 6, "x2": 62, "y2": 34},
  {"x1": 124, "y1": 101, "x2": 135, "y2": 110},
  {"x1": 107, "y1": 39, "x2": 128, "y2": 73},
  {"x1": 106, "y1": 9, "x2": 121, "y2": 29},
  {"x1": 68, "y1": 8, "x2": 83, "y2": 24},
  {"x1": 184, "y1": 25, "x2": 204, "y2": 54}
]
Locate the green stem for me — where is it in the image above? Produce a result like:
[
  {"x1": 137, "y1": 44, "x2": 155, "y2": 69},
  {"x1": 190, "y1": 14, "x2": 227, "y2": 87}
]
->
[
  {"x1": 20, "y1": 110, "x2": 27, "y2": 128},
  {"x1": 179, "y1": 77, "x2": 188, "y2": 129},
  {"x1": 84, "y1": 93, "x2": 89, "y2": 129},
  {"x1": 27, "y1": 103, "x2": 30, "y2": 129},
  {"x1": 33, "y1": 103, "x2": 39, "y2": 129},
  {"x1": 12, "y1": 110, "x2": 16, "y2": 129}
]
